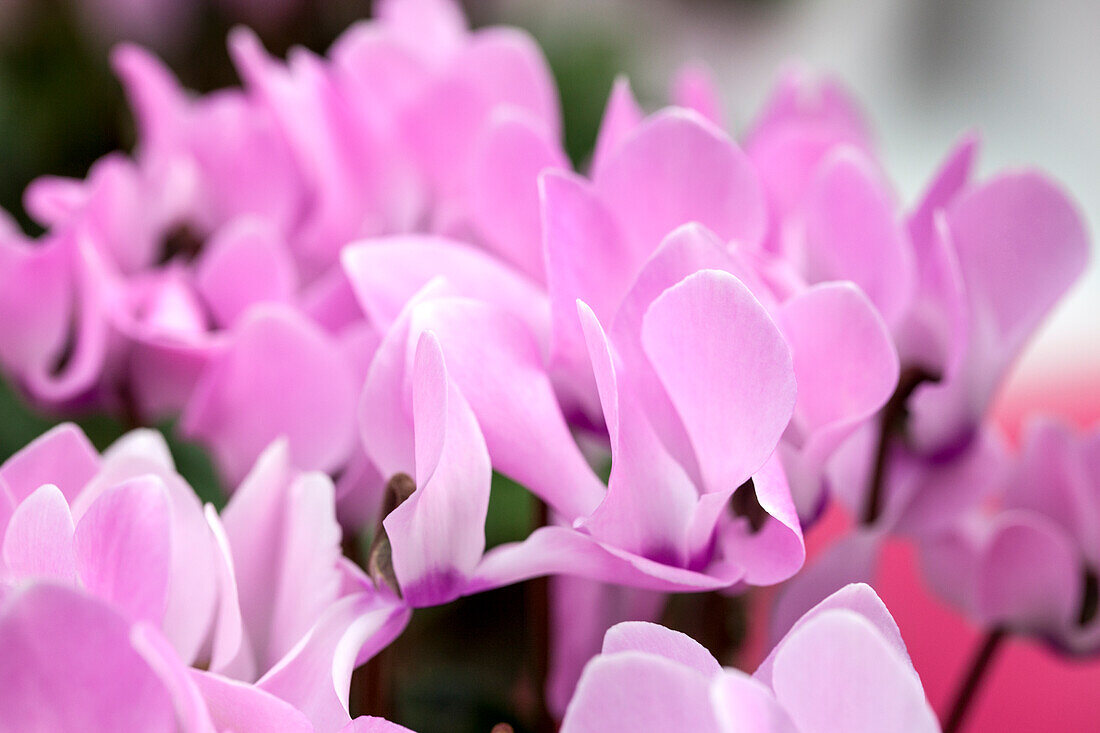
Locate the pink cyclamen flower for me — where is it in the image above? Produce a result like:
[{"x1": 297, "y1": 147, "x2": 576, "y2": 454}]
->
[
  {"x1": 920, "y1": 418, "x2": 1100, "y2": 654},
  {"x1": 356, "y1": 255, "x2": 805, "y2": 597},
  {"x1": 561, "y1": 583, "x2": 939, "y2": 733},
  {"x1": 542, "y1": 99, "x2": 899, "y2": 519},
  {"x1": 0, "y1": 424, "x2": 410, "y2": 731}
]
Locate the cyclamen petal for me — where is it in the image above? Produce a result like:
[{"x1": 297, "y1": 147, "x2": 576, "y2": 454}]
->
[
  {"x1": 74, "y1": 477, "x2": 173, "y2": 626},
  {"x1": 0, "y1": 422, "x2": 99, "y2": 505},
  {"x1": 1, "y1": 484, "x2": 76, "y2": 583},
  {"x1": 467, "y1": 109, "x2": 569, "y2": 282},
  {"x1": 594, "y1": 109, "x2": 766, "y2": 258},
  {"x1": 770, "y1": 609, "x2": 938, "y2": 733},
  {"x1": 382, "y1": 331, "x2": 491, "y2": 606},
  {"x1": 798, "y1": 147, "x2": 915, "y2": 327},
  {"x1": 181, "y1": 304, "x2": 359, "y2": 483},
  {"x1": 563, "y1": 585, "x2": 935, "y2": 733},
  {"x1": 641, "y1": 269, "x2": 796, "y2": 494},
  {"x1": 0, "y1": 584, "x2": 178, "y2": 731}
]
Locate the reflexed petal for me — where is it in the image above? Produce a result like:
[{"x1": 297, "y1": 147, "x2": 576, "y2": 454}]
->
[
  {"x1": 547, "y1": 576, "x2": 665, "y2": 717},
  {"x1": 383, "y1": 332, "x2": 491, "y2": 606},
  {"x1": 977, "y1": 513, "x2": 1080, "y2": 632},
  {"x1": 340, "y1": 716, "x2": 417, "y2": 733},
  {"x1": 220, "y1": 441, "x2": 343, "y2": 673},
  {"x1": 74, "y1": 477, "x2": 172, "y2": 625},
  {"x1": 948, "y1": 170, "x2": 1089, "y2": 352},
  {"x1": 0, "y1": 235, "x2": 73, "y2": 384},
  {"x1": 130, "y1": 622, "x2": 217, "y2": 733},
  {"x1": 641, "y1": 270, "x2": 795, "y2": 493},
  {"x1": 778, "y1": 282, "x2": 898, "y2": 473},
  {"x1": 454, "y1": 27, "x2": 561, "y2": 138},
  {"x1": 770, "y1": 609, "x2": 938, "y2": 733},
  {"x1": 671, "y1": 64, "x2": 724, "y2": 127},
  {"x1": 407, "y1": 297, "x2": 605, "y2": 520},
  {"x1": 714, "y1": 455, "x2": 805, "y2": 586},
  {"x1": 341, "y1": 235, "x2": 548, "y2": 343},
  {"x1": 560, "y1": 651, "x2": 720, "y2": 733},
  {"x1": 766, "y1": 534, "x2": 882, "y2": 648},
  {"x1": 759, "y1": 582, "x2": 913, "y2": 688},
  {"x1": 541, "y1": 172, "x2": 632, "y2": 417},
  {"x1": 468, "y1": 526, "x2": 742, "y2": 593}
]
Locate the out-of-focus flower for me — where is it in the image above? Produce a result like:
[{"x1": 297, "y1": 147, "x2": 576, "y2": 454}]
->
[
  {"x1": 920, "y1": 418, "x2": 1100, "y2": 654},
  {"x1": 560, "y1": 583, "x2": 939, "y2": 733},
  {"x1": 763, "y1": 72, "x2": 1089, "y2": 634}
]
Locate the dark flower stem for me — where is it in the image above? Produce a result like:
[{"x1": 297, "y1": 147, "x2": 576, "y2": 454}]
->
[
  {"x1": 942, "y1": 628, "x2": 1007, "y2": 733},
  {"x1": 861, "y1": 366, "x2": 941, "y2": 526}
]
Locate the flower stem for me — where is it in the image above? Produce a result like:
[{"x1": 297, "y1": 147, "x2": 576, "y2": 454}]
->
[
  {"x1": 942, "y1": 627, "x2": 1007, "y2": 733},
  {"x1": 861, "y1": 366, "x2": 940, "y2": 526}
]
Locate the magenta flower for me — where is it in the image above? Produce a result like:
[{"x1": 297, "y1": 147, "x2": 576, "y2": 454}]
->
[{"x1": 561, "y1": 583, "x2": 938, "y2": 732}]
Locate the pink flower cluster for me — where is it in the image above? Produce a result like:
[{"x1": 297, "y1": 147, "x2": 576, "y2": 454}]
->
[{"x1": 0, "y1": 0, "x2": 1091, "y2": 730}]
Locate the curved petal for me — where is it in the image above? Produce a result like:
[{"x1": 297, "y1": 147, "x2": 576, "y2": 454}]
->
[
  {"x1": 541, "y1": 171, "x2": 632, "y2": 418},
  {"x1": 547, "y1": 576, "x2": 665, "y2": 717},
  {"x1": 0, "y1": 235, "x2": 73, "y2": 384},
  {"x1": 194, "y1": 217, "x2": 298, "y2": 329},
  {"x1": 713, "y1": 455, "x2": 805, "y2": 586},
  {"x1": 779, "y1": 281, "x2": 898, "y2": 468},
  {"x1": 455, "y1": 26, "x2": 561, "y2": 138},
  {"x1": 407, "y1": 297, "x2": 605, "y2": 520},
  {"x1": 468, "y1": 526, "x2": 743, "y2": 594},
  {"x1": 130, "y1": 622, "x2": 218, "y2": 733},
  {"x1": 220, "y1": 441, "x2": 343, "y2": 673},
  {"x1": 766, "y1": 534, "x2": 883, "y2": 650},
  {"x1": 671, "y1": 65, "x2": 723, "y2": 127},
  {"x1": 257, "y1": 591, "x2": 411, "y2": 733},
  {"x1": 759, "y1": 582, "x2": 912, "y2": 688}
]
